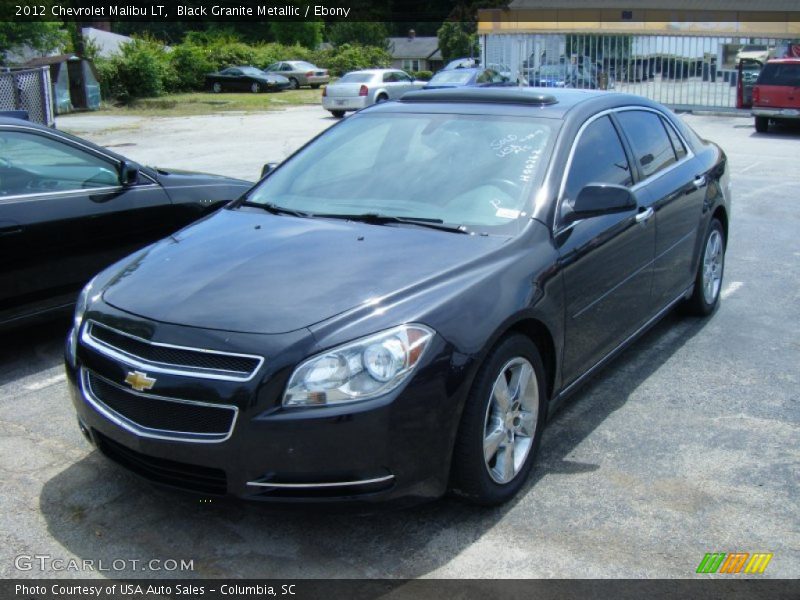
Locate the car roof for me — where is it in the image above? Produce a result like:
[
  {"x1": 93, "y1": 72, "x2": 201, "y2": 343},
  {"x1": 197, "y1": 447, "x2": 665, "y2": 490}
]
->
[
  {"x1": 366, "y1": 87, "x2": 668, "y2": 121},
  {"x1": 0, "y1": 117, "x2": 131, "y2": 163},
  {"x1": 346, "y1": 69, "x2": 402, "y2": 75}
]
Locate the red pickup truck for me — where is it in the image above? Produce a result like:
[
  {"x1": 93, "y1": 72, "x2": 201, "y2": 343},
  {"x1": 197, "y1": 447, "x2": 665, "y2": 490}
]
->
[{"x1": 752, "y1": 58, "x2": 800, "y2": 133}]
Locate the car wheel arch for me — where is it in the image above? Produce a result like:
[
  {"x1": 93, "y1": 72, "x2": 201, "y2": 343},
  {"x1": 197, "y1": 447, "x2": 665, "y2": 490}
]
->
[{"x1": 712, "y1": 205, "x2": 728, "y2": 248}]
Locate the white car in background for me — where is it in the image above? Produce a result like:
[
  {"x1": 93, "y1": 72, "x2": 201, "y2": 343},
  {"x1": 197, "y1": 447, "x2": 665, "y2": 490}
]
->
[{"x1": 322, "y1": 69, "x2": 425, "y2": 118}]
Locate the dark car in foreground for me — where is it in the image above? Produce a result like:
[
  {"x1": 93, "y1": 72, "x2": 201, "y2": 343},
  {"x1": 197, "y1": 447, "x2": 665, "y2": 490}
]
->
[
  {"x1": 752, "y1": 58, "x2": 800, "y2": 132},
  {"x1": 66, "y1": 88, "x2": 730, "y2": 506},
  {"x1": 206, "y1": 66, "x2": 290, "y2": 93},
  {"x1": 424, "y1": 67, "x2": 513, "y2": 89},
  {"x1": 0, "y1": 117, "x2": 251, "y2": 327}
]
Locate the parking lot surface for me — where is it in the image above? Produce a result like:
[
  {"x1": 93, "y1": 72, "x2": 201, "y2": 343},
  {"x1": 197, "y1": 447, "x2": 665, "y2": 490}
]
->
[{"x1": 1, "y1": 106, "x2": 797, "y2": 579}]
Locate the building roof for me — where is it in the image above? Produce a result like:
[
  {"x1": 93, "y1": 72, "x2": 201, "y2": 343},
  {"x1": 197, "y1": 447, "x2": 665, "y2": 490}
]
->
[
  {"x1": 388, "y1": 37, "x2": 442, "y2": 61},
  {"x1": 82, "y1": 27, "x2": 134, "y2": 58},
  {"x1": 21, "y1": 54, "x2": 81, "y2": 67}
]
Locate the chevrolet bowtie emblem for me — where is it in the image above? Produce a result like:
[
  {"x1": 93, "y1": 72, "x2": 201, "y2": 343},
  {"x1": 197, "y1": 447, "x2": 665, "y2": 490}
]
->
[{"x1": 124, "y1": 370, "x2": 156, "y2": 392}]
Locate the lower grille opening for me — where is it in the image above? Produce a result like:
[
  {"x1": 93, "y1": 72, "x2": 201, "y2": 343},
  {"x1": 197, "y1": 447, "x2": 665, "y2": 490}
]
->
[{"x1": 94, "y1": 430, "x2": 227, "y2": 495}]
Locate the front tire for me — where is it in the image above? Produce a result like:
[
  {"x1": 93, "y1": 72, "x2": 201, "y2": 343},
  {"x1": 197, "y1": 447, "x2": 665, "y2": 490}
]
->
[
  {"x1": 754, "y1": 116, "x2": 769, "y2": 133},
  {"x1": 250, "y1": 82, "x2": 262, "y2": 93},
  {"x1": 212, "y1": 82, "x2": 222, "y2": 93},
  {"x1": 683, "y1": 218, "x2": 725, "y2": 316},
  {"x1": 450, "y1": 334, "x2": 547, "y2": 506},
  {"x1": 288, "y1": 77, "x2": 300, "y2": 90}
]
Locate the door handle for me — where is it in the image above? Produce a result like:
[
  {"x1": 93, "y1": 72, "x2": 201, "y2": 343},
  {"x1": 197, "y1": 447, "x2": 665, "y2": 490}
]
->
[
  {"x1": 693, "y1": 175, "x2": 707, "y2": 188},
  {"x1": 635, "y1": 206, "x2": 654, "y2": 225}
]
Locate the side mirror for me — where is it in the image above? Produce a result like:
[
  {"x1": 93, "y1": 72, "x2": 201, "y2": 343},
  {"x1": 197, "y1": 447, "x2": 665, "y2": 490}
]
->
[
  {"x1": 261, "y1": 162, "x2": 278, "y2": 178},
  {"x1": 566, "y1": 184, "x2": 636, "y2": 222},
  {"x1": 119, "y1": 160, "x2": 139, "y2": 186}
]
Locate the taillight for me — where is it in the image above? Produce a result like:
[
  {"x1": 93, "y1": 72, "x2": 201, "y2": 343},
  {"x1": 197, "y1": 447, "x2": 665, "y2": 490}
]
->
[
  {"x1": 322, "y1": 85, "x2": 327, "y2": 97},
  {"x1": 752, "y1": 86, "x2": 760, "y2": 104},
  {"x1": 359, "y1": 85, "x2": 368, "y2": 97},
  {"x1": 306, "y1": 71, "x2": 314, "y2": 77}
]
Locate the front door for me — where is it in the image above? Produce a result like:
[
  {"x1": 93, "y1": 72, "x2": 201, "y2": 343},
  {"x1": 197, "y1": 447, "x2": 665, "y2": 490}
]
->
[{"x1": 556, "y1": 114, "x2": 656, "y2": 385}]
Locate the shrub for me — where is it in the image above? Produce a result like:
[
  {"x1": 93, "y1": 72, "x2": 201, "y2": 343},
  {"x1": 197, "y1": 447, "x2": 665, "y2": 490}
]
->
[
  {"x1": 411, "y1": 70, "x2": 433, "y2": 81},
  {"x1": 314, "y1": 43, "x2": 392, "y2": 76},
  {"x1": 99, "y1": 37, "x2": 175, "y2": 102},
  {"x1": 169, "y1": 43, "x2": 214, "y2": 92},
  {"x1": 252, "y1": 43, "x2": 312, "y2": 69},
  {"x1": 205, "y1": 40, "x2": 256, "y2": 71}
]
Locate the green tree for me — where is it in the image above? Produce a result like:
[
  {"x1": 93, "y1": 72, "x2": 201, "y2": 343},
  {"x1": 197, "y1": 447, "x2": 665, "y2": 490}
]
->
[
  {"x1": 327, "y1": 22, "x2": 388, "y2": 49},
  {"x1": 437, "y1": 22, "x2": 479, "y2": 63},
  {"x1": 269, "y1": 21, "x2": 324, "y2": 49},
  {"x1": 0, "y1": 22, "x2": 68, "y2": 64}
]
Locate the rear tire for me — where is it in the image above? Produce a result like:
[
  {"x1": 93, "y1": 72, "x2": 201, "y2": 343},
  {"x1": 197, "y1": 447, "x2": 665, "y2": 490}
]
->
[
  {"x1": 311, "y1": 84, "x2": 321, "y2": 89},
  {"x1": 683, "y1": 218, "x2": 725, "y2": 316},
  {"x1": 450, "y1": 334, "x2": 547, "y2": 506},
  {"x1": 329, "y1": 110, "x2": 345, "y2": 118},
  {"x1": 376, "y1": 94, "x2": 388, "y2": 103},
  {"x1": 754, "y1": 116, "x2": 769, "y2": 133}
]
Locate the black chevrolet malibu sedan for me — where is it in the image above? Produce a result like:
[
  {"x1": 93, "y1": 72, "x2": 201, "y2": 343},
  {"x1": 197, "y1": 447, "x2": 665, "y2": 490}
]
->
[
  {"x1": 0, "y1": 118, "x2": 252, "y2": 328},
  {"x1": 66, "y1": 89, "x2": 730, "y2": 506}
]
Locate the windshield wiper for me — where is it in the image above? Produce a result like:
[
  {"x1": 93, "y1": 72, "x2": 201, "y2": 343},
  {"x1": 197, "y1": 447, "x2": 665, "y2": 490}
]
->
[
  {"x1": 239, "y1": 200, "x2": 311, "y2": 218},
  {"x1": 316, "y1": 213, "x2": 469, "y2": 234}
]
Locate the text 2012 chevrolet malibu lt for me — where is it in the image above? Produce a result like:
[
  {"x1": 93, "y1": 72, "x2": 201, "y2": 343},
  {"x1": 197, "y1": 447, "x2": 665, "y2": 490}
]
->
[{"x1": 66, "y1": 89, "x2": 730, "y2": 506}]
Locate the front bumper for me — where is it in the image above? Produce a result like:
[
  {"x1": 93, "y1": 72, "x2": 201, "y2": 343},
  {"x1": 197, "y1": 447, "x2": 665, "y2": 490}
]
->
[
  {"x1": 752, "y1": 107, "x2": 800, "y2": 120},
  {"x1": 322, "y1": 96, "x2": 369, "y2": 112},
  {"x1": 65, "y1": 305, "x2": 461, "y2": 505}
]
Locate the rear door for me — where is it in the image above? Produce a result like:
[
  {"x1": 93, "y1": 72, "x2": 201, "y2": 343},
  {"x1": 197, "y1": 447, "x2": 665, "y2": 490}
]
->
[
  {"x1": 0, "y1": 126, "x2": 173, "y2": 318},
  {"x1": 556, "y1": 114, "x2": 656, "y2": 385},
  {"x1": 614, "y1": 109, "x2": 705, "y2": 309}
]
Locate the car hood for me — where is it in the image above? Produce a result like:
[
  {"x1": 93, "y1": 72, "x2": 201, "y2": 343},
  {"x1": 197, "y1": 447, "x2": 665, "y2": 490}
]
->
[{"x1": 102, "y1": 208, "x2": 507, "y2": 334}]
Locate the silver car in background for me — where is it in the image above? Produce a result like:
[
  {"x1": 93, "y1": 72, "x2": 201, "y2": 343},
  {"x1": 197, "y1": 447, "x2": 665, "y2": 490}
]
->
[
  {"x1": 321, "y1": 69, "x2": 425, "y2": 118},
  {"x1": 263, "y1": 61, "x2": 330, "y2": 89}
]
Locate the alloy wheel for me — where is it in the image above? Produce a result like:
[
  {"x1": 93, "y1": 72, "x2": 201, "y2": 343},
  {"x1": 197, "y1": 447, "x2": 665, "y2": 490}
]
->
[
  {"x1": 702, "y1": 229, "x2": 724, "y2": 305},
  {"x1": 483, "y1": 357, "x2": 539, "y2": 484}
]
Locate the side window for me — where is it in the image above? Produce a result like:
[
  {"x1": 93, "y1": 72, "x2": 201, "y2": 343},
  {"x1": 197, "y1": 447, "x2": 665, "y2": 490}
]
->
[
  {"x1": 563, "y1": 115, "x2": 633, "y2": 205},
  {"x1": 0, "y1": 130, "x2": 119, "y2": 196},
  {"x1": 661, "y1": 117, "x2": 687, "y2": 160},
  {"x1": 282, "y1": 64, "x2": 293, "y2": 72},
  {"x1": 383, "y1": 72, "x2": 395, "y2": 83},
  {"x1": 616, "y1": 110, "x2": 677, "y2": 179},
  {"x1": 397, "y1": 71, "x2": 413, "y2": 82}
]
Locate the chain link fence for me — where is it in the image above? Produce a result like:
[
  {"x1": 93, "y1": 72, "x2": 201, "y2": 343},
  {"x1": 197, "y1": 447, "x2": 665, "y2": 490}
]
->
[{"x1": 0, "y1": 67, "x2": 54, "y2": 126}]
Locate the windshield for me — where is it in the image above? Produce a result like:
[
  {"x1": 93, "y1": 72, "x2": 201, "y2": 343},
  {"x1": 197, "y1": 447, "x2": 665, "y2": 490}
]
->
[
  {"x1": 242, "y1": 112, "x2": 555, "y2": 235},
  {"x1": 741, "y1": 45, "x2": 767, "y2": 52},
  {"x1": 430, "y1": 70, "x2": 474, "y2": 84},
  {"x1": 339, "y1": 72, "x2": 374, "y2": 83}
]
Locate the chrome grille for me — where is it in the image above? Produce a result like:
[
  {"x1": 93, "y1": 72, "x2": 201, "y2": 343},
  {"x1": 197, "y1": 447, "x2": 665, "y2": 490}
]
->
[
  {"x1": 81, "y1": 369, "x2": 237, "y2": 443},
  {"x1": 82, "y1": 321, "x2": 263, "y2": 381}
]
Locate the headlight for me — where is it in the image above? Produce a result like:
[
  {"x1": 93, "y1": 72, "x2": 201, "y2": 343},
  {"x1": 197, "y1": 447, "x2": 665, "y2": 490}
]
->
[
  {"x1": 66, "y1": 277, "x2": 97, "y2": 367},
  {"x1": 283, "y1": 324, "x2": 434, "y2": 407}
]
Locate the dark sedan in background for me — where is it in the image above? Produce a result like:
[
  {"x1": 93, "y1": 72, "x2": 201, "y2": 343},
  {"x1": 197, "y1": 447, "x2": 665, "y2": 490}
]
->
[
  {"x1": 206, "y1": 66, "x2": 291, "y2": 93},
  {"x1": 528, "y1": 63, "x2": 598, "y2": 89},
  {"x1": 424, "y1": 67, "x2": 513, "y2": 89},
  {"x1": 0, "y1": 118, "x2": 251, "y2": 328},
  {"x1": 66, "y1": 89, "x2": 730, "y2": 507}
]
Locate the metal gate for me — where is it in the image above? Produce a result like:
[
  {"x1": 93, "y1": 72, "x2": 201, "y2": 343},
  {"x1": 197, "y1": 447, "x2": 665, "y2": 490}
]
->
[
  {"x1": 482, "y1": 33, "x2": 793, "y2": 111},
  {"x1": 0, "y1": 67, "x2": 55, "y2": 126}
]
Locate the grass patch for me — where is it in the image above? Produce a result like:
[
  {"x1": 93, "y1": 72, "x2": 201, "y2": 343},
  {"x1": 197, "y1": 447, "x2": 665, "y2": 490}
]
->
[{"x1": 98, "y1": 89, "x2": 323, "y2": 116}]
